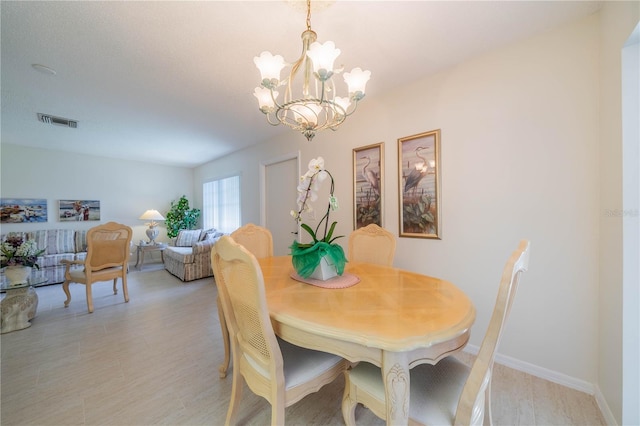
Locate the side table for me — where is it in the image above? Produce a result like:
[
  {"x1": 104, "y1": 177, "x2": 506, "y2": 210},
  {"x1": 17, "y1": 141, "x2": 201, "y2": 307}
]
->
[
  {"x1": 1, "y1": 271, "x2": 48, "y2": 333},
  {"x1": 135, "y1": 243, "x2": 168, "y2": 270}
]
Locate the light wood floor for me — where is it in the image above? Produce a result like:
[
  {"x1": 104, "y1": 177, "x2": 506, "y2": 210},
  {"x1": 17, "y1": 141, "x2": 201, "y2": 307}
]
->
[{"x1": 1, "y1": 263, "x2": 606, "y2": 425}]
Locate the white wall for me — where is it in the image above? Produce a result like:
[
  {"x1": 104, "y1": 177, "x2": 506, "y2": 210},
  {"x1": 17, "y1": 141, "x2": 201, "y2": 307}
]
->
[
  {"x1": 622, "y1": 25, "x2": 640, "y2": 425},
  {"x1": 598, "y1": 2, "x2": 640, "y2": 425},
  {"x1": 0, "y1": 143, "x2": 194, "y2": 245},
  {"x1": 196, "y1": 12, "x2": 602, "y2": 388}
]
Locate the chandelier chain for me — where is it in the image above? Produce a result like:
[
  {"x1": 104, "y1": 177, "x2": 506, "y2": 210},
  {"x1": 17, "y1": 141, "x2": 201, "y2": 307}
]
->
[{"x1": 306, "y1": 0, "x2": 312, "y2": 31}]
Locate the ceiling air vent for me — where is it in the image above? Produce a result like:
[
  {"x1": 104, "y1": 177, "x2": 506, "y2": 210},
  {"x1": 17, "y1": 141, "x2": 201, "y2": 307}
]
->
[{"x1": 37, "y1": 113, "x2": 78, "y2": 128}]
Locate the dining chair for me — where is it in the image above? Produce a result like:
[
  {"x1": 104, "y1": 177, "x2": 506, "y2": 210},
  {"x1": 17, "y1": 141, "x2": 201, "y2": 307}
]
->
[
  {"x1": 342, "y1": 239, "x2": 531, "y2": 426},
  {"x1": 61, "y1": 221, "x2": 133, "y2": 313},
  {"x1": 211, "y1": 235, "x2": 348, "y2": 426},
  {"x1": 214, "y1": 223, "x2": 274, "y2": 379},
  {"x1": 347, "y1": 224, "x2": 396, "y2": 266},
  {"x1": 230, "y1": 223, "x2": 274, "y2": 258}
]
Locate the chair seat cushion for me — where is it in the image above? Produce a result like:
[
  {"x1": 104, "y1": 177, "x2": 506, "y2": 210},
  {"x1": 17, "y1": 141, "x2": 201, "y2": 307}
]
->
[
  {"x1": 69, "y1": 266, "x2": 124, "y2": 282},
  {"x1": 164, "y1": 246, "x2": 195, "y2": 264},
  {"x1": 278, "y1": 339, "x2": 345, "y2": 390},
  {"x1": 348, "y1": 356, "x2": 470, "y2": 425},
  {"x1": 242, "y1": 338, "x2": 344, "y2": 391}
]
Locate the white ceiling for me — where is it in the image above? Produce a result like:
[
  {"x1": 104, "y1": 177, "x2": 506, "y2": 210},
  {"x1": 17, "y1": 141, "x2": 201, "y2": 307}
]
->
[{"x1": 1, "y1": 0, "x2": 602, "y2": 168}]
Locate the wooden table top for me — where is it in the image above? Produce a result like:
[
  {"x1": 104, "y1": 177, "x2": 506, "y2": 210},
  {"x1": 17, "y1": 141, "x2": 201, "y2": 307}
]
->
[{"x1": 258, "y1": 256, "x2": 476, "y2": 352}]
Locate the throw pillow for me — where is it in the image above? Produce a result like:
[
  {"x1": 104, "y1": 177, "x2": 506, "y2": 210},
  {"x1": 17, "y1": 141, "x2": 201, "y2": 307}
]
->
[
  {"x1": 175, "y1": 229, "x2": 202, "y2": 247},
  {"x1": 47, "y1": 229, "x2": 75, "y2": 255},
  {"x1": 75, "y1": 230, "x2": 88, "y2": 253},
  {"x1": 200, "y1": 228, "x2": 220, "y2": 241},
  {"x1": 202, "y1": 231, "x2": 224, "y2": 242},
  {"x1": 199, "y1": 228, "x2": 213, "y2": 241}
]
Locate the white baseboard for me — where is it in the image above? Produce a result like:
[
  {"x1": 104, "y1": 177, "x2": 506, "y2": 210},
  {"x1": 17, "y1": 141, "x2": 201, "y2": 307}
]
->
[{"x1": 463, "y1": 345, "x2": 617, "y2": 425}]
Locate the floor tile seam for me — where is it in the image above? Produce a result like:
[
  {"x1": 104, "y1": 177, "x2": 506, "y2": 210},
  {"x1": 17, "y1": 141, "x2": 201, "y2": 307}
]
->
[
  {"x1": 523, "y1": 367, "x2": 537, "y2": 426},
  {"x1": 28, "y1": 342, "x2": 87, "y2": 377},
  {"x1": 82, "y1": 395, "x2": 87, "y2": 426}
]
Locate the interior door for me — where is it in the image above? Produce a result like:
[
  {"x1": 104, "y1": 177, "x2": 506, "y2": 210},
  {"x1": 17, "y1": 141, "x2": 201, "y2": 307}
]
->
[{"x1": 263, "y1": 154, "x2": 299, "y2": 256}]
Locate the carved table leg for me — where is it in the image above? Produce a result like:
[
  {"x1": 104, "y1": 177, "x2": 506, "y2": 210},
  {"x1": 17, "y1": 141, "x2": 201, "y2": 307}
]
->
[{"x1": 382, "y1": 351, "x2": 410, "y2": 426}]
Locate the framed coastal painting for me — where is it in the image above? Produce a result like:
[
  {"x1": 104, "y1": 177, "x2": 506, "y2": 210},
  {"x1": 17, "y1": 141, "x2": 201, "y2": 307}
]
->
[
  {"x1": 398, "y1": 129, "x2": 441, "y2": 239},
  {"x1": 59, "y1": 200, "x2": 101, "y2": 222},
  {"x1": 353, "y1": 142, "x2": 384, "y2": 229},
  {"x1": 0, "y1": 198, "x2": 48, "y2": 224}
]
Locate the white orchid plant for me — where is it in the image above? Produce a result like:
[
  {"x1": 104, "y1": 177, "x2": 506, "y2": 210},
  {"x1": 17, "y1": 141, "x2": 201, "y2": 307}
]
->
[{"x1": 290, "y1": 157, "x2": 347, "y2": 278}]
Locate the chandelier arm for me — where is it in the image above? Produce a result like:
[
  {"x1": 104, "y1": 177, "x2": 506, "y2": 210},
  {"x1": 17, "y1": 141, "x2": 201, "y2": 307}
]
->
[
  {"x1": 269, "y1": 88, "x2": 286, "y2": 110},
  {"x1": 288, "y1": 59, "x2": 304, "y2": 103},
  {"x1": 264, "y1": 112, "x2": 284, "y2": 127},
  {"x1": 302, "y1": 45, "x2": 313, "y2": 99},
  {"x1": 343, "y1": 98, "x2": 362, "y2": 117},
  {"x1": 326, "y1": 112, "x2": 347, "y2": 130},
  {"x1": 329, "y1": 77, "x2": 337, "y2": 99},
  {"x1": 275, "y1": 107, "x2": 311, "y2": 130},
  {"x1": 318, "y1": 80, "x2": 326, "y2": 103},
  {"x1": 287, "y1": 30, "x2": 316, "y2": 103}
]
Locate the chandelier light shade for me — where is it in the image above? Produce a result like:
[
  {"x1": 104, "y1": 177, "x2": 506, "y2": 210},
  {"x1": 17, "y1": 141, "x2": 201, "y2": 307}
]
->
[
  {"x1": 139, "y1": 209, "x2": 165, "y2": 244},
  {"x1": 253, "y1": 0, "x2": 371, "y2": 141}
]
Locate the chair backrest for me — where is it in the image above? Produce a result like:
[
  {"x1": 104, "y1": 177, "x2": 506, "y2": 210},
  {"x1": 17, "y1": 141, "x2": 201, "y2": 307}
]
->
[
  {"x1": 454, "y1": 240, "x2": 530, "y2": 425},
  {"x1": 85, "y1": 222, "x2": 133, "y2": 272},
  {"x1": 230, "y1": 223, "x2": 274, "y2": 259},
  {"x1": 211, "y1": 235, "x2": 284, "y2": 388},
  {"x1": 347, "y1": 224, "x2": 396, "y2": 266}
]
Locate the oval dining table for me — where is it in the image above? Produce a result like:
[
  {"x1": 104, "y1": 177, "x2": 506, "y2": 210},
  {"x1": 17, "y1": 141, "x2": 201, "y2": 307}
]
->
[{"x1": 246, "y1": 255, "x2": 477, "y2": 426}]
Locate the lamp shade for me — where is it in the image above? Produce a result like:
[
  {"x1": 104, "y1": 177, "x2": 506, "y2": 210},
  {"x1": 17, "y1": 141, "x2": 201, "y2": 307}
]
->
[
  {"x1": 139, "y1": 209, "x2": 165, "y2": 244},
  {"x1": 307, "y1": 41, "x2": 341, "y2": 79},
  {"x1": 254, "y1": 86, "x2": 278, "y2": 111},
  {"x1": 343, "y1": 67, "x2": 371, "y2": 99},
  {"x1": 139, "y1": 209, "x2": 165, "y2": 223},
  {"x1": 254, "y1": 51, "x2": 286, "y2": 84},
  {"x1": 290, "y1": 103, "x2": 322, "y2": 126}
]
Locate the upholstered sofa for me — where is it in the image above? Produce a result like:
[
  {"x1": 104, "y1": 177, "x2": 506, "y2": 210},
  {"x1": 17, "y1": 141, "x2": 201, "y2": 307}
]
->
[
  {"x1": 1, "y1": 229, "x2": 88, "y2": 285},
  {"x1": 163, "y1": 228, "x2": 224, "y2": 282}
]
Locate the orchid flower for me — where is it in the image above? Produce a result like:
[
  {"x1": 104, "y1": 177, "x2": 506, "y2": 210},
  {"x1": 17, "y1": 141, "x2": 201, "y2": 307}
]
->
[{"x1": 292, "y1": 156, "x2": 342, "y2": 247}]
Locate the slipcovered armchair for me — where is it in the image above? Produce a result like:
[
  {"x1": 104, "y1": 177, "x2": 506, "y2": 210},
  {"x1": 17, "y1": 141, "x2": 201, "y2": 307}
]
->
[
  {"x1": 61, "y1": 222, "x2": 133, "y2": 313},
  {"x1": 163, "y1": 228, "x2": 224, "y2": 281}
]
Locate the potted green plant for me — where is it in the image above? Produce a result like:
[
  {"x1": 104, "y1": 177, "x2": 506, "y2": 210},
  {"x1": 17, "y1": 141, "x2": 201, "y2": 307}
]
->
[{"x1": 165, "y1": 195, "x2": 201, "y2": 239}]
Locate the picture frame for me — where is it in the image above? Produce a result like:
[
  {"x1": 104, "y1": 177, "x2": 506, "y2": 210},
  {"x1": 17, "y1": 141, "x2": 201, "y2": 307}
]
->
[
  {"x1": 59, "y1": 200, "x2": 101, "y2": 222},
  {"x1": 0, "y1": 198, "x2": 48, "y2": 223},
  {"x1": 353, "y1": 142, "x2": 384, "y2": 229},
  {"x1": 398, "y1": 129, "x2": 441, "y2": 239}
]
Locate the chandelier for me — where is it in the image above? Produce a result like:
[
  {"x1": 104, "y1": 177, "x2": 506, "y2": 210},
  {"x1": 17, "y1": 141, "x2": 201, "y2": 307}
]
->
[{"x1": 253, "y1": 0, "x2": 371, "y2": 141}]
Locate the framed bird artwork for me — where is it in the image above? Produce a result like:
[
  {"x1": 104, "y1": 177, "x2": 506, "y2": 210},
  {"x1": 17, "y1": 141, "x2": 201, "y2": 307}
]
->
[
  {"x1": 398, "y1": 129, "x2": 441, "y2": 239},
  {"x1": 353, "y1": 142, "x2": 384, "y2": 229}
]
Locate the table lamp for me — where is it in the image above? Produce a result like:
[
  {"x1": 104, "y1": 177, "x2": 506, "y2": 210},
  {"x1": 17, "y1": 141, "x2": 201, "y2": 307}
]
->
[{"x1": 139, "y1": 209, "x2": 165, "y2": 244}]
